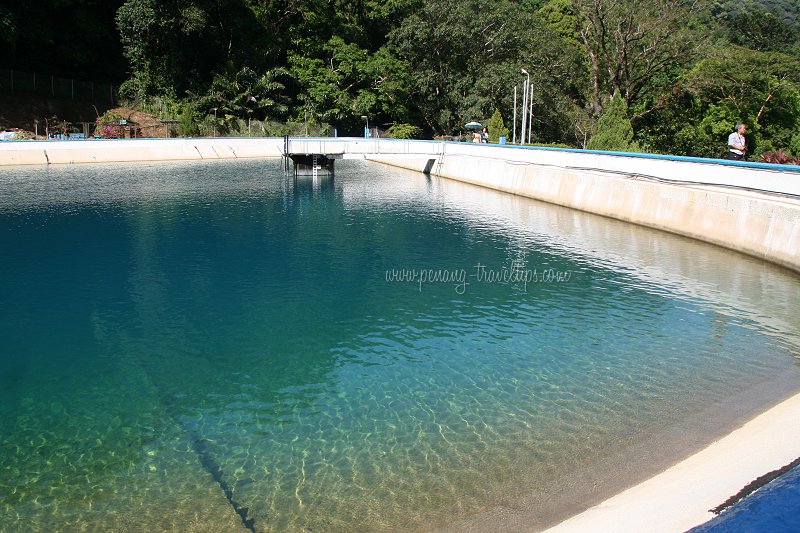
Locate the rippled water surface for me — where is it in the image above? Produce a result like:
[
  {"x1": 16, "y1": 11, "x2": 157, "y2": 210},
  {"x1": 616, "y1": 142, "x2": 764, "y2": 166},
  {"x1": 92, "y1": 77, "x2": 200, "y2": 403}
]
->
[{"x1": 1, "y1": 159, "x2": 799, "y2": 532}]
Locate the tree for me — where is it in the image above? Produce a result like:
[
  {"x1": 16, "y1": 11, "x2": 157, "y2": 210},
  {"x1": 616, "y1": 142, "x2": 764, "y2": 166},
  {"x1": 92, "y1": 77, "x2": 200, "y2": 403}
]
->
[
  {"x1": 0, "y1": 6, "x2": 15, "y2": 45},
  {"x1": 287, "y1": 37, "x2": 411, "y2": 132},
  {"x1": 685, "y1": 45, "x2": 800, "y2": 156},
  {"x1": 388, "y1": 0, "x2": 584, "y2": 138},
  {"x1": 178, "y1": 105, "x2": 201, "y2": 137},
  {"x1": 197, "y1": 66, "x2": 290, "y2": 122},
  {"x1": 385, "y1": 123, "x2": 422, "y2": 138},
  {"x1": 725, "y1": 10, "x2": 796, "y2": 51},
  {"x1": 538, "y1": 0, "x2": 583, "y2": 43},
  {"x1": 570, "y1": 0, "x2": 707, "y2": 117},
  {"x1": 486, "y1": 109, "x2": 509, "y2": 143},
  {"x1": 116, "y1": 0, "x2": 276, "y2": 100},
  {"x1": 635, "y1": 43, "x2": 800, "y2": 157},
  {"x1": 719, "y1": 0, "x2": 800, "y2": 36},
  {"x1": 586, "y1": 94, "x2": 639, "y2": 151}
]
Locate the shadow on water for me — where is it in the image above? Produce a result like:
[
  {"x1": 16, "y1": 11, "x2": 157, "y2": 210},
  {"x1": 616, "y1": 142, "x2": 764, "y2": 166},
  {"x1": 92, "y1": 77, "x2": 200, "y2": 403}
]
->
[{"x1": 135, "y1": 364, "x2": 258, "y2": 533}]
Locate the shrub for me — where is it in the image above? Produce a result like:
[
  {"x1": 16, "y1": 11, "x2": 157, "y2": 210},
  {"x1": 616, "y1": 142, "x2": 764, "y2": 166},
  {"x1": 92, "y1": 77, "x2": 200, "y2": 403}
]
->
[
  {"x1": 386, "y1": 123, "x2": 422, "y2": 139},
  {"x1": 586, "y1": 96, "x2": 640, "y2": 152},
  {"x1": 761, "y1": 150, "x2": 800, "y2": 165},
  {"x1": 485, "y1": 109, "x2": 509, "y2": 143},
  {"x1": 45, "y1": 116, "x2": 75, "y2": 137},
  {"x1": 94, "y1": 110, "x2": 125, "y2": 139},
  {"x1": 178, "y1": 105, "x2": 201, "y2": 137}
]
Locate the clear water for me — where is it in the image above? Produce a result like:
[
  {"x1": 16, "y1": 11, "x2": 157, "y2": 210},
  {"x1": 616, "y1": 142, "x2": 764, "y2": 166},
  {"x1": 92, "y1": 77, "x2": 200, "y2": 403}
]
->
[{"x1": 1, "y1": 159, "x2": 799, "y2": 532}]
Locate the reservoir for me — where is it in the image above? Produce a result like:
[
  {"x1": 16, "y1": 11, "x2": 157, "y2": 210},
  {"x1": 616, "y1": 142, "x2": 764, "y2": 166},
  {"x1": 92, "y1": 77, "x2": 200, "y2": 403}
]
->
[{"x1": 1, "y1": 158, "x2": 798, "y2": 532}]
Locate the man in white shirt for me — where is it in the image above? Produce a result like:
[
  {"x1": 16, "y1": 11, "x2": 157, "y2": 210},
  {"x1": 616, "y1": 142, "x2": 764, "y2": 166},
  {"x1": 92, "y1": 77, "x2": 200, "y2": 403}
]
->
[{"x1": 726, "y1": 123, "x2": 747, "y2": 160}]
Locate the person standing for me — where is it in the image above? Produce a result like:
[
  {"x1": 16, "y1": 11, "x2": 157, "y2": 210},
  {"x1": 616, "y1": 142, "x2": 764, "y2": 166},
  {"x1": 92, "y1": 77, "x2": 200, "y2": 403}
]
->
[{"x1": 727, "y1": 123, "x2": 747, "y2": 160}]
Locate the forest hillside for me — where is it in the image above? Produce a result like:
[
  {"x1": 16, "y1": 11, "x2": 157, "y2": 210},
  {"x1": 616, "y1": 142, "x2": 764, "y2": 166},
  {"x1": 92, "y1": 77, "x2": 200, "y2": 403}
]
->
[{"x1": 1, "y1": 1, "x2": 799, "y2": 158}]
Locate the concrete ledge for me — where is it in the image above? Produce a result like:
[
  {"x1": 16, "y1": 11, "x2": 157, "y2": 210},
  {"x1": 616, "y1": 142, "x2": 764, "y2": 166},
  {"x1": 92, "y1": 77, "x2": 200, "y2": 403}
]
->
[
  {"x1": 0, "y1": 137, "x2": 284, "y2": 165},
  {"x1": 288, "y1": 138, "x2": 800, "y2": 196},
  {"x1": 1, "y1": 146, "x2": 50, "y2": 165}
]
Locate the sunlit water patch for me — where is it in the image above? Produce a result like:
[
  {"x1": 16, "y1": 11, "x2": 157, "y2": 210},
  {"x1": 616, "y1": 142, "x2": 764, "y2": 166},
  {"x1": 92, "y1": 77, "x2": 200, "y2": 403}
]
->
[{"x1": 1, "y1": 158, "x2": 798, "y2": 532}]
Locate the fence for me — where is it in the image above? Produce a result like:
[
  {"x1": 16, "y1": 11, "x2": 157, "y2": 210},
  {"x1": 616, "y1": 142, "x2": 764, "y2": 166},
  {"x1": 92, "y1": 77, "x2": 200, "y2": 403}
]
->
[{"x1": 0, "y1": 69, "x2": 116, "y2": 105}]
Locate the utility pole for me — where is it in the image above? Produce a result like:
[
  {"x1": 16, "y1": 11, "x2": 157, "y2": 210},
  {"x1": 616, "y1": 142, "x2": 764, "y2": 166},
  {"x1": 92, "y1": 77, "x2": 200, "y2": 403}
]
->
[
  {"x1": 521, "y1": 69, "x2": 530, "y2": 145},
  {"x1": 512, "y1": 85, "x2": 517, "y2": 144},
  {"x1": 528, "y1": 82, "x2": 534, "y2": 144}
]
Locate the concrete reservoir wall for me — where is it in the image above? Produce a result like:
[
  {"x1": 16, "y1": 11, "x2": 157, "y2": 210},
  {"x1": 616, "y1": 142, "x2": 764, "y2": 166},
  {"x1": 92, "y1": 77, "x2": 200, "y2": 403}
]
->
[{"x1": 358, "y1": 141, "x2": 800, "y2": 274}]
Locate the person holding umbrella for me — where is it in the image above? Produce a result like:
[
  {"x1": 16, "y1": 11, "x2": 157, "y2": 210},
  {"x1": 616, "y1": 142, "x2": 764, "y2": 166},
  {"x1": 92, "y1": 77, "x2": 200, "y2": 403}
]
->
[{"x1": 464, "y1": 121, "x2": 483, "y2": 143}]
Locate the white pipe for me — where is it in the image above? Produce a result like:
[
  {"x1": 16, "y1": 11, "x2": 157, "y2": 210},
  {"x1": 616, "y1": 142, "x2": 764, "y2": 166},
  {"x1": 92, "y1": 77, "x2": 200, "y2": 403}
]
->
[
  {"x1": 521, "y1": 80, "x2": 528, "y2": 145},
  {"x1": 528, "y1": 81, "x2": 534, "y2": 144},
  {"x1": 512, "y1": 85, "x2": 517, "y2": 144}
]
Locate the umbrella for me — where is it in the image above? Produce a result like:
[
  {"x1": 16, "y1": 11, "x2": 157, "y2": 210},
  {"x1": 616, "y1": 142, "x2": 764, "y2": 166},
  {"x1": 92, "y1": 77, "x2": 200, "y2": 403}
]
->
[{"x1": 464, "y1": 121, "x2": 483, "y2": 130}]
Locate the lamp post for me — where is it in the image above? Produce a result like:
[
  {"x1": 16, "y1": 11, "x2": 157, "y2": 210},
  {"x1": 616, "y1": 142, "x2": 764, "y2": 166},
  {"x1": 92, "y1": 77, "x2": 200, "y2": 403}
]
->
[
  {"x1": 246, "y1": 96, "x2": 256, "y2": 137},
  {"x1": 361, "y1": 115, "x2": 369, "y2": 138},
  {"x1": 520, "y1": 68, "x2": 530, "y2": 145},
  {"x1": 212, "y1": 108, "x2": 217, "y2": 137}
]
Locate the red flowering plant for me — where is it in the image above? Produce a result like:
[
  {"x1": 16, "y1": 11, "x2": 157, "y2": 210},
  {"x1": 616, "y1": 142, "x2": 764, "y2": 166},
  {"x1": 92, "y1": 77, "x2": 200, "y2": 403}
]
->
[
  {"x1": 94, "y1": 110, "x2": 125, "y2": 139},
  {"x1": 761, "y1": 150, "x2": 800, "y2": 165}
]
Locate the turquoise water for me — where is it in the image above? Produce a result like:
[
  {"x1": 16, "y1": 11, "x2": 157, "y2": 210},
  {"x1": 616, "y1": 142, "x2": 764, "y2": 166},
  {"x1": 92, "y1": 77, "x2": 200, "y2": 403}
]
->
[{"x1": 1, "y1": 159, "x2": 799, "y2": 532}]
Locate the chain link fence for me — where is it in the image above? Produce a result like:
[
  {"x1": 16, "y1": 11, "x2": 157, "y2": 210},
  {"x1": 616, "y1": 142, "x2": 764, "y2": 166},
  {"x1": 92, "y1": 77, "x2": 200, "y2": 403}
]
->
[
  {"x1": 202, "y1": 118, "x2": 335, "y2": 138},
  {"x1": 0, "y1": 69, "x2": 116, "y2": 104}
]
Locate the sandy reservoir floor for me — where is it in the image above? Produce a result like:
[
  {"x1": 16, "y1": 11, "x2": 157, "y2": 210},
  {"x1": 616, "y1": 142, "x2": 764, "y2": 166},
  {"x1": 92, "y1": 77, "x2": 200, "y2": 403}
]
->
[{"x1": 544, "y1": 391, "x2": 800, "y2": 532}]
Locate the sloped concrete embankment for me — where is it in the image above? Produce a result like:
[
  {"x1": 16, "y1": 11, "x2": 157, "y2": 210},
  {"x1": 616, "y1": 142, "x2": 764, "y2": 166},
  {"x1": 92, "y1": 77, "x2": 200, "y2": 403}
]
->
[{"x1": 366, "y1": 144, "x2": 800, "y2": 274}]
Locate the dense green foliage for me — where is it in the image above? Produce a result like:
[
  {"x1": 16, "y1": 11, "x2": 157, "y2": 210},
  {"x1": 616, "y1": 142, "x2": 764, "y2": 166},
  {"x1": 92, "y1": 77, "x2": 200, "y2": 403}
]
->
[
  {"x1": 388, "y1": 0, "x2": 583, "y2": 141},
  {"x1": 385, "y1": 123, "x2": 422, "y2": 139},
  {"x1": 2, "y1": 1, "x2": 799, "y2": 156},
  {"x1": 586, "y1": 95, "x2": 639, "y2": 152},
  {"x1": 726, "y1": 0, "x2": 800, "y2": 33}
]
